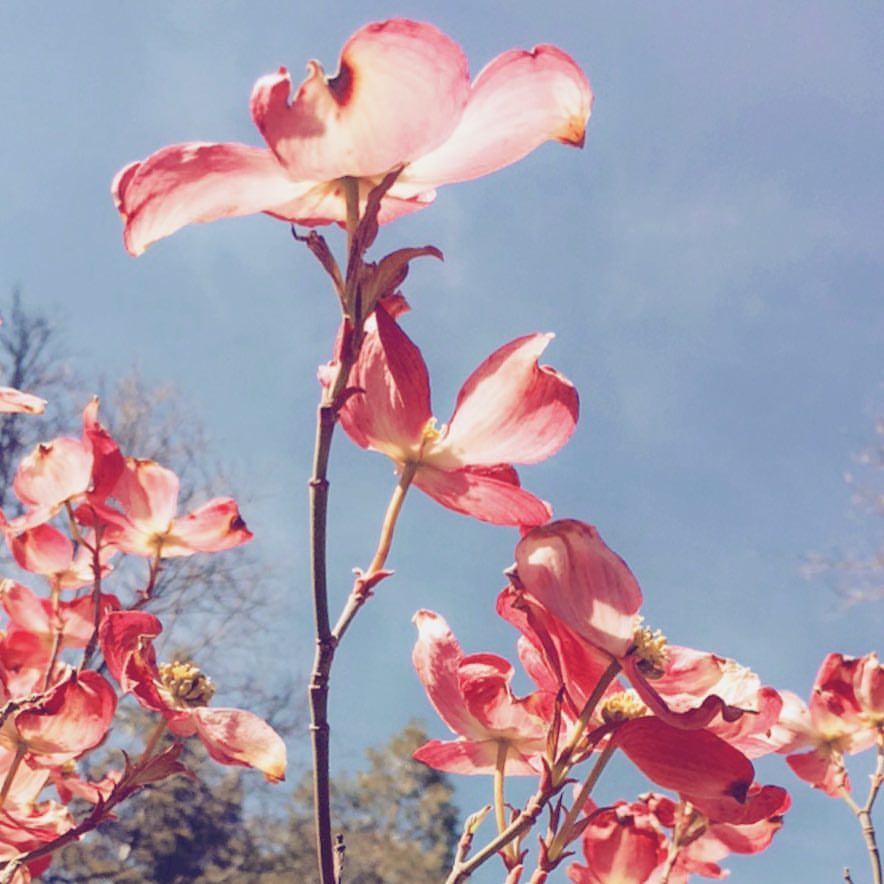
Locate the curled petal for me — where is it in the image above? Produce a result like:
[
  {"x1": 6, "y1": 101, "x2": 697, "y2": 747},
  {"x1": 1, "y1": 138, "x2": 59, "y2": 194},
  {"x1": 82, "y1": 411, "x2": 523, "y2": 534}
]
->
[
  {"x1": 428, "y1": 334, "x2": 578, "y2": 469},
  {"x1": 404, "y1": 45, "x2": 591, "y2": 190},
  {"x1": 497, "y1": 584, "x2": 614, "y2": 714},
  {"x1": 0, "y1": 387, "x2": 46, "y2": 414},
  {"x1": 169, "y1": 498, "x2": 253, "y2": 554},
  {"x1": 854, "y1": 652, "x2": 884, "y2": 719},
  {"x1": 191, "y1": 707, "x2": 287, "y2": 783},
  {"x1": 113, "y1": 142, "x2": 308, "y2": 256},
  {"x1": 414, "y1": 464, "x2": 551, "y2": 527},
  {"x1": 622, "y1": 655, "x2": 747, "y2": 731},
  {"x1": 13, "y1": 438, "x2": 92, "y2": 510},
  {"x1": 687, "y1": 783, "x2": 791, "y2": 827},
  {"x1": 412, "y1": 610, "x2": 482, "y2": 739},
  {"x1": 515, "y1": 520, "x2": 642, "y2": 658},
  {"x1": 82, "y1": 397, "x2": 125, "y2": 501},
  {"x1": 99, "y1": 610, "x2": 162, "y2": 687},
  {"x1": 250, "y1": 20, "x2": 469, "y2": 180},
  {"x1": 459, "y1": 653, "x2": 552, "y2": 739}
]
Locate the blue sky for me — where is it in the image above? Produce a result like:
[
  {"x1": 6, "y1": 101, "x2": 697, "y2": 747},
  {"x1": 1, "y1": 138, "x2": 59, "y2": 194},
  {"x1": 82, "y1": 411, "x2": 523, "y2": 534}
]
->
[{"x1": 1, "y1": 3, "x2": 882, "y2": 881}]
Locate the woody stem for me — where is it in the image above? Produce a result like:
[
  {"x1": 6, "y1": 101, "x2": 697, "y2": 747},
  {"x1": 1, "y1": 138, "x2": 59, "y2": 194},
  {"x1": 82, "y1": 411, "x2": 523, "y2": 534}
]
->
[{"x1": 308, "y1": 178, "x2": 362, "y2": 884}]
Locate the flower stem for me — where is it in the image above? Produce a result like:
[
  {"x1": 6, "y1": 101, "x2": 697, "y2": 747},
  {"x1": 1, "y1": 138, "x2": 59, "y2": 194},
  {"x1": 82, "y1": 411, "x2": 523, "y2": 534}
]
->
[
  {"x1": 546, "y1": 740, "x2": 617, "y2": 863},
  {"x1": 0, "y1": 744, "x2": 26, "y2": 808},
  {"x1": 43, "y1": 581, "x2": 63, "y2": 690},
  {"x1": 551, "y1": 659, "x2": 621, "y2": 784},
  {"x1": 139, "y1": 719, "x2": 168, "y2": 763},
  {"x1": 493, "y1": 741, "x2": 519, "y2": 864},
  {"x1": 332, "y1": 463, "x2": 416, "y2": 643}
]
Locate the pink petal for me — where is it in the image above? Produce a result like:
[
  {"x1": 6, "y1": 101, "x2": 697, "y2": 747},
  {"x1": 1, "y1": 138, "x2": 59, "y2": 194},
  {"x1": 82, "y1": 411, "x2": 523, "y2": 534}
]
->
[
  {"x1": 615, "y1": 717, "x2": 755, "y2": 803},
  {"x1": 168, "y1": 498, "x2": 253, "y2": 555},
  {"x1": 854, "y1": 652, "x2": 884, "y2": 718},
  {"x1": 404, "y1": 45, "x2": 591, "y2": 190},
  {"x1": 786, "y1": 747, "x2": 849, "y2": 796},
  {"x1": 191, "y1": 707, "x2": 287, "y2": 783},
  {"x1": 337, "y1": 307, "x2": 431, "y2": 462},
  {"x1": 458, "y1": 653, "x2": 551, "y2": 743},
  {"x1": 621, "y1": 655, "x2": 748, "y2": 732},
  {"x1": 81, "y1": 397, "x2": 125, "y2": 501},
  {"x1": 705, "y1": 787, "x2": 790, "y2": 852},
  {"x1": 13, "y1": 438, "x2": 92, "y2": 510},
  {"x1": 497, "y1": 584, "x2": 615, "y2": 714},
  {"x1": 99, "y1": 610, "x2": 162, "y2": 687},
  {"x1": 428, "y1": 334, "x2": 578, "y2": 469},
  {"x1": 414, "y1": 463, "x2": 551, "y2": 527},
  {"x1": 266, "y1": 176, "x2": 436, "y2": 227},
  {"x1": 412, "y1": 610, "x2": 483, "y2": 739},
  {"x1": 688, "y1": 783, "x2": 791, "y2": 827},
  {"x1": 113, "y1": 458, "x2": 180, "y2": 533},
  {"x1": 250, "y1": 20, "x2": 469, "y2": 181},
  {"x1": 75, "y1": 500, "x2": 150, "y2": 557},
  {"x1": 15, "y1": 670, "x2": 117, "y2": 765},
  {"x1": 0, "y1": 387, "x2": 46, "y2": 414},
  {"x1": 113, "y1": 142, "x2": 309, "y2": 256},
  {"x1": 515, "y1": 520, "x2": 642, "y2": 658},
  {"x1": 0, "y1": 581, "x2": 50, "y2": 635},
  {"x1": 570, "y1": 805, "x2": 666, "y2": 884},
  {"x1": 413, "y1": 738, "x2": 538, "y2": 776},
  {"x1": 6, "y1": 522, "x2": 74, "y2": 576}
]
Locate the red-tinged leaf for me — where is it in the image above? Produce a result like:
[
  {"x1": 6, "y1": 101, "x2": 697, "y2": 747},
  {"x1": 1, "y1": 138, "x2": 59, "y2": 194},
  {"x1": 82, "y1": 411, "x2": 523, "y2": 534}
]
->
[{"x1": 130, "y1": 742, "x2": 190, "y2": 786}]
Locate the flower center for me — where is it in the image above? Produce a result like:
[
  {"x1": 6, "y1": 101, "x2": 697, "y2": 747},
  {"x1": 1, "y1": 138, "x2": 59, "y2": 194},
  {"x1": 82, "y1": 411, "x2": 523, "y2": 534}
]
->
[
  {"x1": 631, "y1": 619, "x2": 668, "y2": 678},
  {"x1": 602, "y1": 689, "x2": 649, "y2": 723},
  {"x1": 157, "y1": 660, "x2": 215, "y2": 708}
]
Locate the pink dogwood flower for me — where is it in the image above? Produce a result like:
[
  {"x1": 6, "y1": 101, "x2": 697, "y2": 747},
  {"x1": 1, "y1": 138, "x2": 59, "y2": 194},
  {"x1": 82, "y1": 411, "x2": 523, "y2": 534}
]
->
[
  {"x1": 13, "y1": 399, "x2": 124, "y2": 514},
  {"x1": 567, "y1": 798, "x2": 667, "y2": 884},
  {"x1": 411, "y1": 610, "x2": 555, "y2": 776},
  {"x1": 330, "y1": 305, "x2": 578, "y2": 527},
  {"x1": 78, "y1": 457, "x2": 252, "y2": 558},
  {"x1": 99, "y1": 611, "x2": 287, "y2": 783},
  {"x1": 569, "y1": 789, "x2": 789, "y2": 884},
  {"x1": 510, "y1": 520, "x2": 748, "y2": 729},
  {"x1": 113, "y1": 18, "x2": 592, "y2": 255},
  {"x1": 774, "y1": 652, "x2": 880, "y2": 795}
]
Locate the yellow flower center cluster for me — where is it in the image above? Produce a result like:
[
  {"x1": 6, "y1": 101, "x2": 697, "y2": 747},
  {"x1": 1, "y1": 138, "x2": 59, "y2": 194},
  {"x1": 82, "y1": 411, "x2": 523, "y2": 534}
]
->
[
  {"x1": 421, "y1": 418, "x2": 442, "y2": 444},
  {"x1": 601, "y1": 690, "x2": 649, "y2": 723},
  {"x1": 632, "y1": 619, "x2": 668, "y2": 678},
  {"x1": 157, "y1": 660, "x2": 216, "y2": 708}
]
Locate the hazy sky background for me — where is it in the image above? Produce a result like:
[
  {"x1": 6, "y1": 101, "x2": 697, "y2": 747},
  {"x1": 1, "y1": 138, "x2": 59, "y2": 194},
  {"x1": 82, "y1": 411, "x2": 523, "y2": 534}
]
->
[{"x1": 1, "y1": 3, "x2": 882, "y2": 881}]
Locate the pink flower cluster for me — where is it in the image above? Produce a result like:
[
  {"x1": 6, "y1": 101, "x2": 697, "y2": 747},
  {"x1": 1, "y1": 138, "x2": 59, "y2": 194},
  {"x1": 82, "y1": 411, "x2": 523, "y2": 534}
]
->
[
  {"x1": 411, "y1": 521, "x2": 791, "y2": 879},
  {"x1": 0, "y1": 401, "x2": 286, "y2": 879}
]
